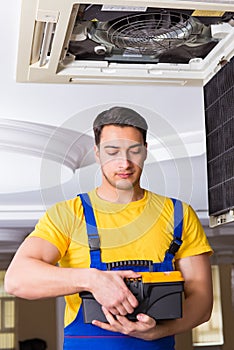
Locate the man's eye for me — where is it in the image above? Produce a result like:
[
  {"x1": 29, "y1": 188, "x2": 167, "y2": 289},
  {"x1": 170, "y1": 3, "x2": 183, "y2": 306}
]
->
[
  {"x1": 106, "y1": 151, "x2": 118, "y2": 156},
  {"x1": 130, "y1": 148, "x2": 141, "y2": 154}
]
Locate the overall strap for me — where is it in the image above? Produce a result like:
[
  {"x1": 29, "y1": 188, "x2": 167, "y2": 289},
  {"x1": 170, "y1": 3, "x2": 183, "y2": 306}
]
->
[
  {"x1": 163, "y1": 198, "x2": 183, "y2": 263},
  {"x1": 78, "y1": 193, "x2": 106, "y2": 270},
  {"x1": 79, "y1": 193, "x2": 183, "y2": 271}
]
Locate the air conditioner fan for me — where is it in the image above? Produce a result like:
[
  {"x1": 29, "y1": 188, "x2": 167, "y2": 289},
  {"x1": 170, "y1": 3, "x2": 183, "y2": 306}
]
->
[{"x1": 88, "y1": 11, "x2": 206, "y2": 56}]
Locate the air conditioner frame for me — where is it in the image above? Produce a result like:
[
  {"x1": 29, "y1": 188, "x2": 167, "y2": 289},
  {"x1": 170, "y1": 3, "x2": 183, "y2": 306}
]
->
[{"x1": 17, "y1": 0, "x2": 234, "y2": 85}]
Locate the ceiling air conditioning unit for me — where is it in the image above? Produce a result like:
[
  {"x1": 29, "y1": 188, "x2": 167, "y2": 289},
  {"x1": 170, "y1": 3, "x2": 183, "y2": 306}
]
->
[{"x1": 17, "y1": 0, "x2": 234, "y2": 85}]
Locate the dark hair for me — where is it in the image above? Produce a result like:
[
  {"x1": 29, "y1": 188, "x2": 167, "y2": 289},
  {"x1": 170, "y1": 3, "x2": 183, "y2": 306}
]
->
[{"x1": 93, "y1": 106, "x2": 148, "y2": 146}]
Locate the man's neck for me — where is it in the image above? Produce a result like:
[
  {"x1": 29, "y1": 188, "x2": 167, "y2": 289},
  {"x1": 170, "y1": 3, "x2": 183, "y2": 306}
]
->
[{"x1": 96, "y1": 186, "x2": 145, "y2": 204}]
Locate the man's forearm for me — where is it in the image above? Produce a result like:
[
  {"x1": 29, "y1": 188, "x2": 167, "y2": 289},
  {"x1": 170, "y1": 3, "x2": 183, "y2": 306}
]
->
[
  {"x1": 4, "y1": 257, "x2": 94, "y2": 299},
  {"x1": 5, "y1": 256, "x2": 140, "y2": 317}
]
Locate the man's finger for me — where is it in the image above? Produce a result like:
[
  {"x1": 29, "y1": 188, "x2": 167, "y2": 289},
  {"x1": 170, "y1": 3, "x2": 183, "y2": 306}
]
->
[{"x1": 136, "y1": 313, "x2": 156, "y2": 326}]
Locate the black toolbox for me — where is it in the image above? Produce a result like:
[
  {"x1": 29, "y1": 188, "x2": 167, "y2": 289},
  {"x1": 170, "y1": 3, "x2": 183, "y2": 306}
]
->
[{"x1": 80, "y1": 271, "x2": 184, "y2": 323}]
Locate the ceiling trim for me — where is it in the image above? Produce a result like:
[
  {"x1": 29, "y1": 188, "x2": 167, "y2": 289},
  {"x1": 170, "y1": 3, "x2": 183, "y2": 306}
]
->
[{"x1": 0, "y1": 118, "x2": 95, "y2": 170}]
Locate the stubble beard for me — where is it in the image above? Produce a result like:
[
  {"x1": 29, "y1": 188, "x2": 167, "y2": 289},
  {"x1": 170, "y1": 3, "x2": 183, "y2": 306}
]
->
[{"x1": 102, "y1": 168, "x2": 142, "y2": 193}]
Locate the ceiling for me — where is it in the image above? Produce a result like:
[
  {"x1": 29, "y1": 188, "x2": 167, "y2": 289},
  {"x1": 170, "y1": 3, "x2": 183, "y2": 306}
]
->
[{"x1": 0, "y1": 1, "x2": 233, "y2": 269}]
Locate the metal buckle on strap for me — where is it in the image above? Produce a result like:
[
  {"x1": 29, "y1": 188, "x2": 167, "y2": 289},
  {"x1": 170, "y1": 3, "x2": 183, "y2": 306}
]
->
[
  {"x1": 88, "y1": 237, "x2": 100, "y2": 251},
  {"x1": 167, "y1": 237, "x2": 183, "y2": 256}
]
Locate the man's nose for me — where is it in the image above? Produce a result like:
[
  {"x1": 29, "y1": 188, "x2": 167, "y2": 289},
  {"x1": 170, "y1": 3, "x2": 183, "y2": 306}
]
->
[{"x1": 118, "y1": 152, "x2": 131, "y2": 167}]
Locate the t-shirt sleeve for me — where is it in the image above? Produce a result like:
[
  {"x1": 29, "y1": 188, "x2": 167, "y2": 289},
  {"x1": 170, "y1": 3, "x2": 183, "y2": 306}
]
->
[
  {"x1": 175, "y1": 203, "x2": 213, "y2": 259},
  {"x1": 29, "y1": 201, "x2": 74, "y2": 257}
]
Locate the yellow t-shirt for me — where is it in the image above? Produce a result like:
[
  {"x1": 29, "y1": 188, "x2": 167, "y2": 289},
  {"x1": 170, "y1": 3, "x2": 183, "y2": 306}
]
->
[{"x1": 29, "y1": 189, "x2": 212, "y2": 326}]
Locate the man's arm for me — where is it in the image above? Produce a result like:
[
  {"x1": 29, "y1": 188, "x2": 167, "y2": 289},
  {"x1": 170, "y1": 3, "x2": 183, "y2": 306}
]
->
[
  {"x1": 4, "y1": 236, "x2": 88, "y2": 299},
  {"x1": 4, "y1": 236, "x2": 139, "y2": 315},
  {"x1": 92, "y1": 253, "x2": 213, "y2": 340}
]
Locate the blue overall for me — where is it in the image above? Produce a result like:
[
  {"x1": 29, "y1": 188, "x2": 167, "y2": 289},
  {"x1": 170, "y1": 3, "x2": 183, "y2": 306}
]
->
[{"x1": 64, "y1": 193, "x2": 183, "y2": 350}]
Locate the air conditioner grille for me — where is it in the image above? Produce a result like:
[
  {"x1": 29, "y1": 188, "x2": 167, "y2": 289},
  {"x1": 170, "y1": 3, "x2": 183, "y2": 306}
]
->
[{"x1": 94, "y1": 12, "x2": 198, "y2": 54}]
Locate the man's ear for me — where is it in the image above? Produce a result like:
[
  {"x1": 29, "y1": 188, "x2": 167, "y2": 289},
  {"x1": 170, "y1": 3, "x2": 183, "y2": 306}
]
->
[{"x1": 94, "y1": 145, "x2": 100, "y2": 164}]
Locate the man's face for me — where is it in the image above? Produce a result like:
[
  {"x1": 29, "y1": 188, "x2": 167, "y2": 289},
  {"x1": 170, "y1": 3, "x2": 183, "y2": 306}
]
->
[{"x1": 95, "y1": 125, "x2": 147, "y2": 191}]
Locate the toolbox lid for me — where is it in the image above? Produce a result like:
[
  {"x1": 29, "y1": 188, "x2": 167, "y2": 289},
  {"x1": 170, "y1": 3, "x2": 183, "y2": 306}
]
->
[{"x1": 140, "y1": 271, "x2": 184, "y2": 283}]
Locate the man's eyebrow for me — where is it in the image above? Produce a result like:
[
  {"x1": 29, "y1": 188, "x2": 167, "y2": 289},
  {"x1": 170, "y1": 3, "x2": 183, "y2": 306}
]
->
[
  {"x1": 128, "y1": 143, "x2": 143, "y2": 149},
  {"x1": 104, "y1": 145, "x2": 120, "y2": 149},
  {"x1": 103, "y1": 143, "x2": 143, "y2": 149}
]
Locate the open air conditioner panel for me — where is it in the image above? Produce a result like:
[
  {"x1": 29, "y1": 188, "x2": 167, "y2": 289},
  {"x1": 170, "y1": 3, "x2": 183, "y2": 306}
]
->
[
  {"x1": 17, "y1": 1, "x2": 234, "y2": 84},
  {"x1": 67, "y1": 5, "x2": 227, "y2": 64}
]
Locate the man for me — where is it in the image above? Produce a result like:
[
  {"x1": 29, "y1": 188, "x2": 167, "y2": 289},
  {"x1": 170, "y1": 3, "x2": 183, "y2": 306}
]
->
[{"x1": 5, "y1": 106, "x2": 213, "y2": 350}]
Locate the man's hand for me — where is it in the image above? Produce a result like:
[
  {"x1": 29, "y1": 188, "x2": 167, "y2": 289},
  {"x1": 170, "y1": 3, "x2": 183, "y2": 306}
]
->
[
  {"x1": 89, "y1": 269, "x2": 140, "y2": 316},
  {"x1": 92, "y1": 308, "x2": 158, "y2": 340}
]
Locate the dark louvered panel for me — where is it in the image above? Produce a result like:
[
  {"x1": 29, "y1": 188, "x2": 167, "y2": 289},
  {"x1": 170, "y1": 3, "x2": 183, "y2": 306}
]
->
[
  {"x1": 204, "y1": 74, "x2": 219, "y2": 107},
  {"x1": 218, "y1": 59, "x2": 234, "y2": 95},
  {"x1": 220, "y1": 88, "x2": 234, "y2": 123},
  {"x1": 224, "y1": 117, "x2": 234, "y2": 151},
  {"x1": 204, "y1": 56, "x2": 234, "y2": 216},
  {"x1": 226, "y1": 178, "x2": 234, "y2": 209},
  {"x1": 205, "y1": 100, "x2": 222, "y2": 134}
]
